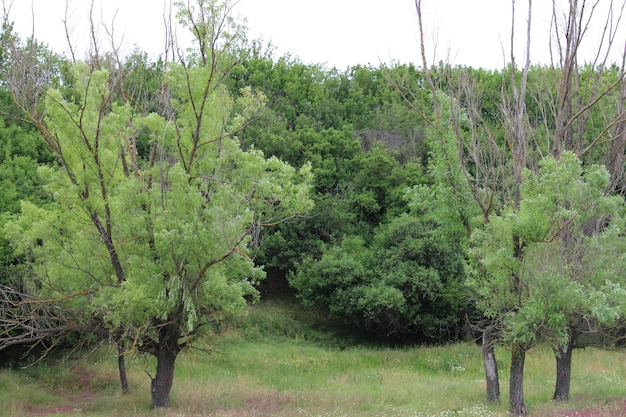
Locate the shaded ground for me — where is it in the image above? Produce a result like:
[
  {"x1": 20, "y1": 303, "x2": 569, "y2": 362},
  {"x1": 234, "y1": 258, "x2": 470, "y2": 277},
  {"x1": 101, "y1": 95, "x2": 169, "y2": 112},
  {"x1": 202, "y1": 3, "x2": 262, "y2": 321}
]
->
[{"x1": 15, "y1": 363, "x2": 114, "y2": 416}]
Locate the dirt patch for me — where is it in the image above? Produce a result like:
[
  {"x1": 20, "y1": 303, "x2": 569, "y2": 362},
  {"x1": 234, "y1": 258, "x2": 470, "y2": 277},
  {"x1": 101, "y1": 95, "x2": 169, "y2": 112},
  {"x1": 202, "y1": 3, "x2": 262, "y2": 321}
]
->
[
  {"x1": 16, "y1": 390, "x2": 101, "y2": 416},
  {"x1": 18, "y1": 363, "x2": 116, "y2": 416},
  {"x1": 202, "y1": 392, "x2": 298, "y2": 417}
]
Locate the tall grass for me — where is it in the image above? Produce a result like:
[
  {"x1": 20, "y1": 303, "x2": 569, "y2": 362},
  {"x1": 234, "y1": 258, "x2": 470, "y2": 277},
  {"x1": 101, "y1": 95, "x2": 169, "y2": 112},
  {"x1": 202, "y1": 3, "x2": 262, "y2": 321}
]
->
[{"x1": 1, "y1": 300, "x2": 626, "y2": 416}]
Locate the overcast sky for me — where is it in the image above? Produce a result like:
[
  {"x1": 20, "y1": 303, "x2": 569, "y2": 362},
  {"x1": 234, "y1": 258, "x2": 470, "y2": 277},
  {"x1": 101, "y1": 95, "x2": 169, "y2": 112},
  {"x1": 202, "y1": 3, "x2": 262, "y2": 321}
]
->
[{"x1": 6, "y1": 0, "x2": 625, "y2": 70}]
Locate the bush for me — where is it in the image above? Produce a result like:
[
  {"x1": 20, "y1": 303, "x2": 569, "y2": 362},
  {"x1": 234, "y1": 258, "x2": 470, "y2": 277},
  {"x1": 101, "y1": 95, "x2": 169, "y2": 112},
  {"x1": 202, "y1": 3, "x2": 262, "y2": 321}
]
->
[{"x1": 290, "y1": 213, "x2": 471, "y2": 341}]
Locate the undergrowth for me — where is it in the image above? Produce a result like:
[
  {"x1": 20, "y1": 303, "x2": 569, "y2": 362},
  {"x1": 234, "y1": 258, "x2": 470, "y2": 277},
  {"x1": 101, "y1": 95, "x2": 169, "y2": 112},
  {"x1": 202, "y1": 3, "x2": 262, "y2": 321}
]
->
[{"x1": 1, "y1": 299, "x2": 625, "y2": 417}]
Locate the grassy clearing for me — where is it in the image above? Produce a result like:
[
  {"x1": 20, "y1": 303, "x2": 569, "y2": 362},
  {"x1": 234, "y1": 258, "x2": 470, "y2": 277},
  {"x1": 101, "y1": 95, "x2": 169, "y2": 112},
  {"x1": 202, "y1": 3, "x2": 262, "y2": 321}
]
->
[{"x1": 2, "y1": 300, "x2": 626, "y2": 416}]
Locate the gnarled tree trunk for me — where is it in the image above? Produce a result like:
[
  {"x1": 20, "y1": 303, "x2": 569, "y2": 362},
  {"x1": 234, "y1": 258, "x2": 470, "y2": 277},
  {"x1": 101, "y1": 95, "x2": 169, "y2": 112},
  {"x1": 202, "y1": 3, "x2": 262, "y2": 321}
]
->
[
  {"x1": 509, "y1": 344, "x2": 526, "y2": 416},
  {"x1": 150, "y1": 323, "x2": 181, "y2": 408},
  {"x1": 553, "y1": 336, "x2": 574, "y2": 401}
]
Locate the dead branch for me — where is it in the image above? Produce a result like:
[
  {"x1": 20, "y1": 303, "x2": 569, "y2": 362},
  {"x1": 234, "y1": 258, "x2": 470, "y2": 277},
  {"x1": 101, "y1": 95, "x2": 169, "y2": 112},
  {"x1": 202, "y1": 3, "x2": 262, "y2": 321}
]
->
[
  {"x1": 0, "y1": 285, "x2": 82, "y2": 352},
  {"x1": 414, "y1": 0, "x2": 439, "y2": 120}
]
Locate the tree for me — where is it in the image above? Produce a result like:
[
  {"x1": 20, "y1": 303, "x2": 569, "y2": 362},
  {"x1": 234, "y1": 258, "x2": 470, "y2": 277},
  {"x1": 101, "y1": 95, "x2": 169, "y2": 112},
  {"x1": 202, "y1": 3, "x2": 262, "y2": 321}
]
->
[
  {"x1": 531, "y1": 0, "x2": 626, "y2": 403},
  {"x1": 408, "y1": 0, "x2": 513, "y2": 404},
  {"x1": 468, "y1": 152, "x2": 626, "y2": 408},
  {"x1": 3, "y1": 0, "x2": 312, "y2": 408},
  {"x1": 520, "y1": 153, "x2": 626, "y2": 401},
  {"x1": 290, "y1": 187, "x2": 470, "y2": 341},
  {"x1": 407, "y1": 0, "x2": 625, "y2": 413},
  {"x1": 233, "y1": 64, "x2": 427, "y2": 285}
]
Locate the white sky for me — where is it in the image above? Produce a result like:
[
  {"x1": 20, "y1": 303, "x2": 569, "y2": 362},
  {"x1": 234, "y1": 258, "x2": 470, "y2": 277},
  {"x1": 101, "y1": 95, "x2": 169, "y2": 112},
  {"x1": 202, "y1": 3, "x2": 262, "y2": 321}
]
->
[{"x1": 5, "y1": 0, "x2": 625, "y2": 70}]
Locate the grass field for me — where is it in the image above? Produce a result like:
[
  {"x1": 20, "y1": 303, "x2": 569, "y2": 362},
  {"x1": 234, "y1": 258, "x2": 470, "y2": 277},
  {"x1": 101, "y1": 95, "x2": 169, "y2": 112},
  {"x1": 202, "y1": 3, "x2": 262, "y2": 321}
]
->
[{"x1": 1, "y1": 300, "x2": 626, "y2": 417}]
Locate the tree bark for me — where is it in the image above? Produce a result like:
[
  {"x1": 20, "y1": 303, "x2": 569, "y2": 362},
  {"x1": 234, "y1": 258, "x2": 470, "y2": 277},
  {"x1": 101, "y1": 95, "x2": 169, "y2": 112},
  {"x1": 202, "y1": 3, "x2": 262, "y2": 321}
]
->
[
  {"x1": 150, "y1": 323, "x2": 181, "y2": 408},
  {"x1": 482, "y1": 325, "x2": 500, "y2": 403},
  {"x1": 509, "y1": 344, "x2": 526, "y2": 416},
  {"x1": 117, "y1": 340, "x2": 129, "y2": 394},
  {"x1": 553, "y1": 337, "x2": 574, "y2": 401}
]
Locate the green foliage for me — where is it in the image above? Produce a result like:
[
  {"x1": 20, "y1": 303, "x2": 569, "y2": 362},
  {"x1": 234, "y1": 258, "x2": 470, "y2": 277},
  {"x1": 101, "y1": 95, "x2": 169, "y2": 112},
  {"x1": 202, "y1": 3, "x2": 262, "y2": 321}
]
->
[
  {"x1": 0, "y1": 91, "x2": 55, "y2": 286},
  {"x1": 468, "y1": 152, "x2": 626, "y2": 348},
  {"x1": 233, "y1": 58, "x2": 429, "y2": 159},
  {"x1": 281, "y1": 92, "x2": 470, "y2": 339},
  {"x1": 0, "y1": 156, "x2": 47, "y2": 213},
  {"x1": 291, "y1": 196, "x2": 470, "y2": 340},
  {"x1": 0, "y1": 93, "x2": 54, "y2": 215},
  {"x1": 226, "y1": 57, "x2": 434, "y2": 284},
  {"x1": 249, "y1": 120, "x2": 426, "y2": 276},
  {"x1": 119, "y1": 50, "x2": 165, "y2": 118},
  {"x1": 3, "y1": 39, "x2": 313, "y2": 357}
]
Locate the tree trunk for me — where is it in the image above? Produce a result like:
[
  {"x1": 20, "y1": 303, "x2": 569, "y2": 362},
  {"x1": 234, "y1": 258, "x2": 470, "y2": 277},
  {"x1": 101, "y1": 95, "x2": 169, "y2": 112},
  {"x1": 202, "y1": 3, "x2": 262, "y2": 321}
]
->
[
  {"x1": 483, "y1": 330, "x2": 500, "y2": 403},
  {"x1": 509, "y1": 344, "x2": 526, "y2": 416},
  {"x1": 482, "y1": 325, "x2": 500, "y2": 403},
  {"x1": 117, "y1": 340, "x2": 129, "y2": 394},
  {"x1": 553, "y1": 338, "x2": 574, "y2": 401},
  {"x1": 150, "y1": 323, "x2": 181, "y2": 408}
]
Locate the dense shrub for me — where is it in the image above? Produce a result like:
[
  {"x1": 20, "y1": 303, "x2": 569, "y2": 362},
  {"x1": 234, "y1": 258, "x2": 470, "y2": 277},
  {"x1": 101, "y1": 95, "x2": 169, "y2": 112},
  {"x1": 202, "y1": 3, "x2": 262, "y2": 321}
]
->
[{"x1": 290, "y1": 211, "x2": 471, "y2": 341}]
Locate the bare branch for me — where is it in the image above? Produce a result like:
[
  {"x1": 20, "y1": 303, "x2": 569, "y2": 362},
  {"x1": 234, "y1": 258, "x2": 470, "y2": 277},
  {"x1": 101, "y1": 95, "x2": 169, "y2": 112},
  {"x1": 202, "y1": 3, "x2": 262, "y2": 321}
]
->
[
  {"x1": 0, "y1": 285, "x2": 90, "y2": 353},
  {"x1": 414, "y1": 0, "x2": 439, "y2": 120},
  {"x1": 63, "y1": 1, "x2": 77, "y2": 63}
]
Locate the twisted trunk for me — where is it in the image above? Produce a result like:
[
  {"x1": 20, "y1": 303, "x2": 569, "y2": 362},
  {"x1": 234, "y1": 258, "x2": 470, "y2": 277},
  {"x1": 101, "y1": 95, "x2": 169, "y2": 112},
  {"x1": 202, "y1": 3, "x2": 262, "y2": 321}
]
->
[{"x1": 150, "y1": 322, "x2": 181, "y2": 408}]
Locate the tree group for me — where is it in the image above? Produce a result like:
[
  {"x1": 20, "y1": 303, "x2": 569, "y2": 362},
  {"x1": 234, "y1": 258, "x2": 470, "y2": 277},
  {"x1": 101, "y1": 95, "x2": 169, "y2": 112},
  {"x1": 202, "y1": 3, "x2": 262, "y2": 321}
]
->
[{"x1": 0, "y1": 0, "x2": 625, "y2": 414}]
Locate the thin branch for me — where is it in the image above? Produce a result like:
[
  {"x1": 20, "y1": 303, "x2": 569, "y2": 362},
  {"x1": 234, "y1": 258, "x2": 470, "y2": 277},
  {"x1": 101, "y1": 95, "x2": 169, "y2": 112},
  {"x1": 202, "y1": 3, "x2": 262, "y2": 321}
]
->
[{"x1": 414, "y1": 0, "x2": 439, "y2": 120}]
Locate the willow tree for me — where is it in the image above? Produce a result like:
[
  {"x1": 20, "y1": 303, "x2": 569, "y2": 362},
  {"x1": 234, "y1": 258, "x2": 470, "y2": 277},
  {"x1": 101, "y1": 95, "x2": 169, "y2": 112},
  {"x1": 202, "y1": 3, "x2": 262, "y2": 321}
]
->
[
  {"x1": 407, "y1": 0, "x2": 625, "y2": 414},
  {"x1": 3, "y1": 0, "x2": 312, "y2": 408},
  {"x1": 407, "y1": 0, "x2": 532, "y2": 408},
  {"x1": 469, "y1": 152, "x2": 626, "y2": 410},
  {"x1": 533, "y1": 0, "x2": 626, "y2": 403},
  {"x1": 520, "y1": 155, "x2": 626, "y2": 402}
]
